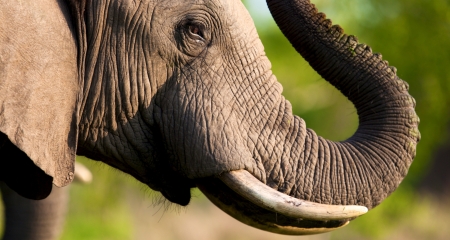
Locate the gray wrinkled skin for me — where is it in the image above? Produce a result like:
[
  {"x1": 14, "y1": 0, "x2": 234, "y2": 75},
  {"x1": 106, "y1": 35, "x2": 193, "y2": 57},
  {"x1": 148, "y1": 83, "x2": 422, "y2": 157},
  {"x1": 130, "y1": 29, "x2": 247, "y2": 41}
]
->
[
  {"x1": 73, "y1": 0, "x2": 279, "y2": 204},
  {"x1": 1, "y1": 0, "x2": 419, "y2": 233}
]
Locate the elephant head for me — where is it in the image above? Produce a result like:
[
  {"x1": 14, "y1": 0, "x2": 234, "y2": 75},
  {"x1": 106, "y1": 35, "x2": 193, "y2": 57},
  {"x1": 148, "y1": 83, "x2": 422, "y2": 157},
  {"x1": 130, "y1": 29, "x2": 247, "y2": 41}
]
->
[{"x1": 0, "y1": 0, "x2": 419, "y2": 235}]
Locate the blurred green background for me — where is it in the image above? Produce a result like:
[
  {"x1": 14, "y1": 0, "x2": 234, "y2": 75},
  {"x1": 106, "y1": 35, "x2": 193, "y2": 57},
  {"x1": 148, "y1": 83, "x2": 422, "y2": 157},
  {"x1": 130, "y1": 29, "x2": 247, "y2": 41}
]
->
[{"x1": 2, "y1": 0, "x2": 450, "y2": 239}]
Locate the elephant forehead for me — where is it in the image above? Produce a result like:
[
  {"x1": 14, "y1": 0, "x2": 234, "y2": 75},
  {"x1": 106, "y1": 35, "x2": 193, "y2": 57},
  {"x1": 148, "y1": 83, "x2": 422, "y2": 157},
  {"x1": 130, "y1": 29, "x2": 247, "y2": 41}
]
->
[{"x1": 222, "y1": 0, "x2": 264, "y2": 51}]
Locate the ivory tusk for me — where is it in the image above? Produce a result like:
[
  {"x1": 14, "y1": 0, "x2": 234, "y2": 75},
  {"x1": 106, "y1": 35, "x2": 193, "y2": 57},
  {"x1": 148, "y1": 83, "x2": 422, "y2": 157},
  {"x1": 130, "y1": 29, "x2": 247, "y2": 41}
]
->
[
  {"x1": 73, "y1": 162, "x2": 93, "y2": 184},
  {"x1": 219, "y1": 170, "x2": 368, "y2": 221}
]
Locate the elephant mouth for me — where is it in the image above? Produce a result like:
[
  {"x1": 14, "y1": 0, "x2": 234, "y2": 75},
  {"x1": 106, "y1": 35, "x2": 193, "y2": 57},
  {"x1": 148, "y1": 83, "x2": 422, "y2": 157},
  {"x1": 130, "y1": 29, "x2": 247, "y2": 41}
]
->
[{"x1": 197, "y1": 170, "x2": 367, "y2": 235}]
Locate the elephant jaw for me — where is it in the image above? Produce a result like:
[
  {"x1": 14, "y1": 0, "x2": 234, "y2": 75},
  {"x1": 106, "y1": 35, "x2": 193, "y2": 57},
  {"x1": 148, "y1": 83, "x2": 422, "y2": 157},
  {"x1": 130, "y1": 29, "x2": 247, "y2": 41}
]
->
[{"x1": 197, "y1": 170, "x2": 367, "y2": 235}]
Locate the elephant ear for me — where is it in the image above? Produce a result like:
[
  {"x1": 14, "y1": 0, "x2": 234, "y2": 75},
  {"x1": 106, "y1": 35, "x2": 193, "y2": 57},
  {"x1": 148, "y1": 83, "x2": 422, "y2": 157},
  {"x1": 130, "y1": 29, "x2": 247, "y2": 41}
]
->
[{"x1": 0, "y1": 0, "x2": 79, "y2": 198}]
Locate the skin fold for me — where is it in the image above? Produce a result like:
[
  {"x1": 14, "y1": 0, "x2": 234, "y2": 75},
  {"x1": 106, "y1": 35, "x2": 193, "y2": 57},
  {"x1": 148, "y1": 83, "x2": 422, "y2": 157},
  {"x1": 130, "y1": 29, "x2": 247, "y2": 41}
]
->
[{"x1": 0, "y1": 0, "x2": 419, "y2": 235}]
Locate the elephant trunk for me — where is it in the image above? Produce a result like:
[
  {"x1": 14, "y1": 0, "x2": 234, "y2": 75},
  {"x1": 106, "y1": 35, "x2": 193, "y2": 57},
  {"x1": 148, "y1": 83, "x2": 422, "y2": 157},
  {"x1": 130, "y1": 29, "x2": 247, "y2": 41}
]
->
[{"x1": 263, "y1": 0, "x2": 419, "y2": 209}]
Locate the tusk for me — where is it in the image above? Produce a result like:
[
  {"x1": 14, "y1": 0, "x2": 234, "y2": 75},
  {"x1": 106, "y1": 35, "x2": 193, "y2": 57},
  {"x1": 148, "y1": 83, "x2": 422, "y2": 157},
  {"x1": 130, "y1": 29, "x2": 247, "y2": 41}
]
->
[
  {"x1": 219, "y1": 170, "x2": 368, "y2": 221},
  {"x1": 198, "y1": 179, "x2": 351, "y2": 235},
  {"x1": 73, "y1": 162, "x2": 93, "y2": 184}
]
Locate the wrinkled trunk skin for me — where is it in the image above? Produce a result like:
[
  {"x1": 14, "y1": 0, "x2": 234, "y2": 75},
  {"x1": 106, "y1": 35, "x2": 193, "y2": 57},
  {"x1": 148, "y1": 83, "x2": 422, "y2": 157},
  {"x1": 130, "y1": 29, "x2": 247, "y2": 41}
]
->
[
  {"x1": 259, "y1": 0, "x2": 420, "y2": 208},
  {"x1": 1, "y1": 183, "x2": 68, "y2": 240}
]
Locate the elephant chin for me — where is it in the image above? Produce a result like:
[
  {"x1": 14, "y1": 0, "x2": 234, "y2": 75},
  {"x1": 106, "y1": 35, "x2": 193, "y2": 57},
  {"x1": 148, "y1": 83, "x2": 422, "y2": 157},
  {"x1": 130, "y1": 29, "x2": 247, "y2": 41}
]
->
[{"x1": 196, "y1": 170, "x2": 367, "y2": 235}]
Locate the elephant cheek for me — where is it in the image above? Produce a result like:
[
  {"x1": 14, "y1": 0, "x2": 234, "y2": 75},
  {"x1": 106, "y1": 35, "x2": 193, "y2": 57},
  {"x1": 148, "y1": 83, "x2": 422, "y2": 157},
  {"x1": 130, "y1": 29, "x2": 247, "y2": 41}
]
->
[{"x1": 173, "y1": 114, "x2": 264, "y2": 182}]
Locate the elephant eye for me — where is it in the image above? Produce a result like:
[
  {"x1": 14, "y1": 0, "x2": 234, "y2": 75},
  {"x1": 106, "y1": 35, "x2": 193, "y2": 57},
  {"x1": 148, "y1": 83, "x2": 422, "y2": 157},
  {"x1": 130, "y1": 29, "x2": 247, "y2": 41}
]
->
[
  {"x1": 189, "y1": 25, "x2": 200, "y2": 36},
  {"x1": 186, "y1": 23, "x2": 205, "y2": 41},
  {"x1": 175, "y1": 18, "x2": 210, "y2": 57}
]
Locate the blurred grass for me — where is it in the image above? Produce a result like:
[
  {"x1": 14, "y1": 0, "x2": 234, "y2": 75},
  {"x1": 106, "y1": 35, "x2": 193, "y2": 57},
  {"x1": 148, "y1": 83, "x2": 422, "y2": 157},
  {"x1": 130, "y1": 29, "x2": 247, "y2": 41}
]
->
[{"x1": 60, "y1": 157, "x2": 135, "y2": 240}]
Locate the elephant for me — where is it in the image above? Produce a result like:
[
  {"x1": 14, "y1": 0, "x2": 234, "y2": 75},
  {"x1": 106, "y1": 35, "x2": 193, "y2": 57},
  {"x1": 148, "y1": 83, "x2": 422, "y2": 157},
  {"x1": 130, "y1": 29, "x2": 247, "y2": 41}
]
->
[{"x1": 0, "y1": 0, "x2": 420, "y2": 236}]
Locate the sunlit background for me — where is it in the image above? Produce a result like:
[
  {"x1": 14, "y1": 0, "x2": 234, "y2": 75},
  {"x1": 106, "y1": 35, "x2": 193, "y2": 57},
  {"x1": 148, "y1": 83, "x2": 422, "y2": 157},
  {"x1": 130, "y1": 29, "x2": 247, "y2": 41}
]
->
[{"x1": 2, "y1": 0, "x2": 450, "y2": 239}]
